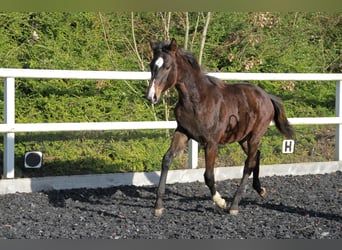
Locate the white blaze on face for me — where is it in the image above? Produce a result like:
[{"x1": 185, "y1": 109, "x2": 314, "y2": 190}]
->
[
  {"x1": 148, "y1": 57, "x2": 163, "y2": 103},
  {"x1": 148, "y1": 80, "x2": 156, "y2": 102},
  {"x1": 155, "y1": 57, "x2": 164, "y2": 68}
]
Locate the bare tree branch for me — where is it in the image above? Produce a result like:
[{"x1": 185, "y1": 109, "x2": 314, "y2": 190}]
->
[
  {"x1": 160, "y1": 12, "x2": 172, "y2": 40},
  {"x1": 184, "y1": 12, "x2": 189, "y2": 50},
  {"x1": 131, "y1": 12, "x2": 145, "y2": 71},
  {"x1": 190, "y1": 13, "x2": 200, "y2": 51},
  {"x1": 198, "y1": 12, "x2": 211, "y2": 65}
]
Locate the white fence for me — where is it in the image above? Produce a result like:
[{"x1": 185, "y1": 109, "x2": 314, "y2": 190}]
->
[{"x1": 1, "y1": 68, "x2": 342, "y2": 179}]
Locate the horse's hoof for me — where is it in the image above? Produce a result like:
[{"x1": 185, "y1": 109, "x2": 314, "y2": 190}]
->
[
  {"x1": 154, "y1": 208, "x2": 165, "y2": 217},
  {"x1": 229, "y1": 209, "x2": 239, "y2": 215},
  {"x1": 212, "y1": 191, "x2": 227, "y2": 209},
  {"x1": 259, "y1": 187, "x2": 266, "y2": 198}
]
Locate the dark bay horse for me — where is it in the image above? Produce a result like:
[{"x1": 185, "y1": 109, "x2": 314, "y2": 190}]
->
[{"x1": 146, "y1": 39, "x2": 294, "y2": 216}]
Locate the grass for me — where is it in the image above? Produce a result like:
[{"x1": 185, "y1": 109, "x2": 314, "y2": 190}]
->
[{"x1": 2, "y1": 124, "x2": 336, "y2": 179}]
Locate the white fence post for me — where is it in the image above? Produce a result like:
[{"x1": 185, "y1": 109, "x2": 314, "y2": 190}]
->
[
  {"x1": 188, "y1": 139, "x2": 198, "y2": 169},
  {"x1": 335, "y1": 80, "x2": 342, "y2": 161},
  {"x1": 3, "y1": 77, "x2": 15, "y2": 178}
]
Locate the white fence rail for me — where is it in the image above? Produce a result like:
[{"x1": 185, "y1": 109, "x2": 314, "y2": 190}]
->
[{"x1": 1, "y1": 68, "x2": 342, "y2": 179}]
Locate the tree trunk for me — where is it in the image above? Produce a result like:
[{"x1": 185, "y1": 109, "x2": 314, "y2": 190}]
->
[{"x1": 198, "y1": 12, "x2": 211, "y2": 65}]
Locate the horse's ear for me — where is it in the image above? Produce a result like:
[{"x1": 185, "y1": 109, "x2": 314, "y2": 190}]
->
[
  {"x1": 149, "y1": 41, "x2": 156, "y2": 50},
  {"x1": 170, "y1": 38, "x2": 177, "y2": 52}
]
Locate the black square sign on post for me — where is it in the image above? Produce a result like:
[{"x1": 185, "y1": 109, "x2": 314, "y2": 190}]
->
[{"x1": 24, "y1": 151, "x2": 43, "y2": 168}]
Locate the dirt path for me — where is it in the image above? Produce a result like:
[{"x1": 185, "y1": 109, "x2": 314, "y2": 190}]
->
[{"x1": 0, "y1": 172, "x2": 341, "y2": 239}]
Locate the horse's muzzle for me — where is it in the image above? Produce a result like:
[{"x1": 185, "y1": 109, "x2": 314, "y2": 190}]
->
[
  {"x1": 147, "y1": 93, "x2": 159, "y2": 104},
  {"x1": 147, "y1": 80, "x2": 160, "y2": 104}
]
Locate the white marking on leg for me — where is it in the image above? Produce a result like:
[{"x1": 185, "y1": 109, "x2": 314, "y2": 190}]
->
[
  {"x1": 212, "y1": 191, "x2": 227, "y2": 209},
  {"x1": 154, "y1": 208, "x2": 164, "y2": 217},
  {"x1": 155, "y1": 57, "x2": 164, "y2": 68}
]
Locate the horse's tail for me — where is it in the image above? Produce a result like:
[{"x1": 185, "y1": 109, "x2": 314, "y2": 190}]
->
[{"x1": 270, "y1": 95, "x2": 295, "y2": 139}]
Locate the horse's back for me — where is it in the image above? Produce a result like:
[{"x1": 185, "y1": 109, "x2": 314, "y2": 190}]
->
[
  {"x1": 206, "y1": 77, "x2": 275, "y2": 123},
  {"x1": 225, "y1": 82, "x2": 267, "y2": 96},
  {"x1": 206, "y1": 76, "x2": 270, "y2": 100},
  {"x1": 222, "y1": 82, "x2": 273, "y2": 111}
]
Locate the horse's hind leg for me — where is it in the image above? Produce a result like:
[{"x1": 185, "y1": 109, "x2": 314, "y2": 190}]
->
[
  {"x1": 154, "y1": 131, "x2": 188, "y2": 217},
  {"x1": 252, "y1": 150, "x2": 266, "y2": 198},
  {"x1": 239, "y1": 141, "x2": 266, "y2": 197},
  {"x1": 229, "y1": 139, "x2": 264, "y2": 215}
]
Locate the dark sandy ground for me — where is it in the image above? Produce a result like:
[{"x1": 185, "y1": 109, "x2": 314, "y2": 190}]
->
[{"x1": 0, "y1": 171, "x2": 341, "y2": 239}]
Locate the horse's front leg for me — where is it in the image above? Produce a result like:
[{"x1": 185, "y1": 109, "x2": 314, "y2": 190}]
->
[
  {"x1": 204, "y1": 143, "x2": 227, "y2": 210},
  {"x1": 154, "y1": 131, "x2": 188, "y2": 217}
]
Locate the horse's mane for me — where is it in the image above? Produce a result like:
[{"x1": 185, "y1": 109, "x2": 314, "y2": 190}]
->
[
  {"x1": 178, "y1": 49, "x2": 201, "y2": 71},
  {"x1": 178, "y1": 47, "x2": 225, "y2": 87},
  {"x1": 206, "y1": 75, "x2": 225, "y2": 88}
]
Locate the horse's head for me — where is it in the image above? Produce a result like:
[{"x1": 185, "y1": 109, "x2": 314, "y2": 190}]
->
[{"x1": 146, "y1": 38, "x2": 178, "y2": 104}]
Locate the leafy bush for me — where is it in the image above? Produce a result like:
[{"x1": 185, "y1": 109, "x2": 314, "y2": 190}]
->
[{"x1": 0, "y1": 12, "x2": 340, "y2": 177}]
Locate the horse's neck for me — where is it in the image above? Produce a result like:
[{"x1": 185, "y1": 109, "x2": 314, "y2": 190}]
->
[{"x1": 175, "y1": 68, "x2": 207, "y2": 108}]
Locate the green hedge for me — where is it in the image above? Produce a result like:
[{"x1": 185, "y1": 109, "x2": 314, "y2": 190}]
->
[{"x1": 0, "y1": 12, "x2": 340, "y2": 177}]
